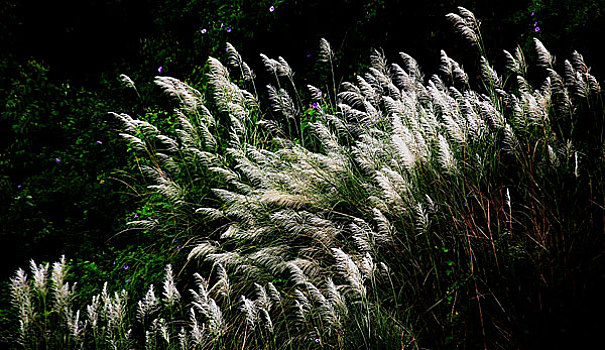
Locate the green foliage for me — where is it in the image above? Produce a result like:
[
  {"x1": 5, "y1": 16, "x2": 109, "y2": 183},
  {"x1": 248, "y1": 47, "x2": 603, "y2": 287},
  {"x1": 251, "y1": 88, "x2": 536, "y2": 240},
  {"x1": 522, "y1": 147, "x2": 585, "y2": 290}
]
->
[{"x1": 0, "y1": 60, "x2": 129, "y2": 277}]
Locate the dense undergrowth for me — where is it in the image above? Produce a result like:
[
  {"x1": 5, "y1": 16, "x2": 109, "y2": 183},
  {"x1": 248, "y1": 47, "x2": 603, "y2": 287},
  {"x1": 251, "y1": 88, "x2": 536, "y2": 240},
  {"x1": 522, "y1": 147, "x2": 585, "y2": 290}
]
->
[{"x1": 5, "y1": 7, "x2": 605, "y2": 349}]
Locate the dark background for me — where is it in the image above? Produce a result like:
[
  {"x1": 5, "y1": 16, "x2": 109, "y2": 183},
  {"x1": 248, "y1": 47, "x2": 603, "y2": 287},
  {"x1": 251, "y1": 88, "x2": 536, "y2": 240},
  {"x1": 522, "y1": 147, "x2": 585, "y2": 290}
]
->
[{"x1": 4, "y1": 0, "x2": 605, "y2": 85}]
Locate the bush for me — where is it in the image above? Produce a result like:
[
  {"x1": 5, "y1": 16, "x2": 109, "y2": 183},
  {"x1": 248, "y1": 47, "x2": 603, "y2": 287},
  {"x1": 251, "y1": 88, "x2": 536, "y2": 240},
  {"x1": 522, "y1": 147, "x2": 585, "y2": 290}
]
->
[{"x1": 0, "y1": 60, "x2": 131, "y2": 280}]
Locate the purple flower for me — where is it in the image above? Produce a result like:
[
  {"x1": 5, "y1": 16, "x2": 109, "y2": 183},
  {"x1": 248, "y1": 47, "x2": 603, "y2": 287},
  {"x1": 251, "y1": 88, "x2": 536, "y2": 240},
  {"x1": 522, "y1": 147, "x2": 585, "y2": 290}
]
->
[
  {"x1": 201, "y1": 28, "x2": 207, "y2": 34},
  {"x1": 158, "y1": 66, "x2": 163, "y2": 74},
  {"x1": 312, "y1": 102, "x2": 319, "y2": 109},
  {"x1": 17, "y1": 184, "x2": 22, "y2": 189},
  {"x1": 270, "y1": 6, "x2": 275, "y2": 12},
  {"x1": 535, "y1": 27, "x2": 541, "y2": 32},
  {"x1": 531, "y1": 11, "x2": 535, "y2": 16},
  {"x1": 226, "y1": 27, "x2": 232, "y2": 33},
  {"x1": 317, "y1": 91, "x2": 322, "y2": 97},
  {"x1": 306, "y1": 53, "x2": 311, "y2": 58},
  {"x1": 177, "y1": 245, "x2": 181, "y2": 249},
  {"x1": 55, "y1": 157, "x2": 61, "y2": 162},
  {"x1": 126, "y1": 278, "x2": 130, "y2": 282},
  {"x1": 134, "y1": 213, "x2": 139, "y2": 218},
  {"x1": 123, "y1": 265, "x2": 129, "y2": 270},
  {"x1": 96, "y1": 140, "x2": 103, "y2": 144},
  {"x1": 534, "y1": 21, "x2": 538, "y2": 27},
  {"x1": 315, "y1": 338, "x2": 320, "y2": 343},
  {"x1": 221, "y1": 23, "x2": 224, "y2": 28}
]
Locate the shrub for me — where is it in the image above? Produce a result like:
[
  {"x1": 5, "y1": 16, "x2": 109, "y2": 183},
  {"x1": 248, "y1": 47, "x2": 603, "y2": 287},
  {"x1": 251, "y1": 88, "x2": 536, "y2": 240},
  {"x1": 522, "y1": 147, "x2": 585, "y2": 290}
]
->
[{"x1": 0, "y1": 60, "x2": 130, "y2": 279}]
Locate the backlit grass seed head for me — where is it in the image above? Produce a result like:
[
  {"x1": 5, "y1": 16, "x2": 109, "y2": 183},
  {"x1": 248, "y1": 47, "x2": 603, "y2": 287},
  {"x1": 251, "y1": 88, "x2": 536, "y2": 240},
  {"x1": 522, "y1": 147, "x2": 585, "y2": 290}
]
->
[
  {"x1": 267, "y1": 282, "x2": 281, "y2": 306},
  {"x1": 10, "y1": 268, "x2": 33, "y2": 332},
  {"x1": 210, "y1": 263, "x2": 231, "y2": 297},
  {"x1": 574, "y1": 151, "x2": 579, "y2": 178},
  {"x1": 318, "y1": 38, "x2": 334, "y2": 63},
  {"x1": 188, "y1": 307, "x2": 205, "y2": 345},
  {"x1": 331, "y1": 248, "x2": 366, "y2": 298},
  {"x1": 392, "y1": 134, "x2": 417, "y2": 171},
  {"x1": 399, "y1": 52, "x2": 424, "y2": 83},
  {"x1": 119, "y1": 74, "x2": 136, "y2": 89},
  {"x1": 415, "y1": 203, "x2": 430, "y2": 235},
  {"x1": 226, "y1": 42, "x2": 255, "y2": 81},
  {"x1": 254, "y1": 283, "x2": 270, "y2": 310},
  {"x1": 548, "y1": 144, "x2": 559, "y2": 166},
  {"x1": 106, "y1": 289, "x2": 128, "y2": 331},
  {"x1": 446, "y1": 7, "x2": 480, "y2": 46},
  {"x1": 241, "y1": 295, "x2": 258, "y2": 329},
  {"x1": 87, "y1": 294, "x2": 101, "y2": 331},
  {"x1": 437, "y1": 134, "x2": 457, "y2": 173},
  {"x1": 305, "y1": 281, "x2": 339, "y2": 327},
  {"x1": 325, "y1": 278, "x2": 348, "y2": 316},
  {"x1": 358, "y1": 253, "x2": 377, "y2": 280},
  {"x1": 205, "y1": 298, "x2": 225, "y2": 335},
  {"x1": 293, "y1": 289, "x2": 311, "y2": 324},
  {"x1": 350, "y1": 221, "x2": 373, "y2": 254},
  {"x1": 504, "y1": 46, "x2": 527, "y2": 76},
  {"x1": 155, "y1": 76, "x2": 203, "y2": 112},
  {"x1": 137, "y1": 284, "x2": 160, "y2": 322},
  {"x1": 480, "y1": 56, "x2": 503, "y2": 89},
  {"x1": 66, "y1": 309, "x2": 85, "y2": 340},
  {"x1": 534, "y1": 38, "x2": 554, "y2": 68},
  {"x1": 307, "y1": 84, "x2": 324, "y2": 101},
  {"x1": 503, "y1": 124, "x2": 520, "y2": 154},
  {"x1": 30, "y1": 260, "x2": 49, "y2": 295},
  {"x1": 178, "y1": 327, "x2": 188, "y2": 350}
]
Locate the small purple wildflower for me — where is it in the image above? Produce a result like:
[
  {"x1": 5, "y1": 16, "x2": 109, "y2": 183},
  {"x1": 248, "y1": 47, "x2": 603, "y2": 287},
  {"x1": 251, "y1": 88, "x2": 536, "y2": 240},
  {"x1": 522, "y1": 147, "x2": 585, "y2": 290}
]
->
[
  {"x1": 535, "y1": 27, "x2": 541, "y2": 32},
  {"x1": 17, "y1": 184, "x2": 21, "y2": 189},
  {"x1": 123, "y1": 265, "x2": 129, "y2": 270},
  {"x1": 96, "y1": 140, "x2": 103, "y2": 144},
  {"x1": 531, "y1": 11, "x2": 535, "y2": 16},
  {"x1": 270, "y1": 6, "x2": 275, "y2": 12},
  {"x1": 533, "y1": 21, "x2": 538, "y2": 27},
  {"x1": 177, "y1": 245, "x2": 181, "y2": 249},
  {"x1": 158, "y1": 66, "x2": 163, "y2": 74},
  {"x1": 221, "y1": 23, "x2": 224, "y2": 28},
  {"x1": 134, "y1": 213, "x2": 139, "y2": 218},
  {"x1": 55, "y1": 157, "x2": 61, "y2": 163},
  {"x1": 126, "y1": 278, "x2": 130, "y2": 282},
  {"x1": 201, "y1": 28, "x2": 207, "y2": 34},
  {"x1": 226, "y1": 27, "x2": 232, "y2": 33},
  {"x1": 312, "y1": 102, "x2": 319, "y2": 109},
  {"x1": 306, "y1": 53, "x2": 311, "y2": 58},
  {"x1": 317, "y1": 91, "x2": 322, "y2": 97},
  {"x1": 315, "y1": 338, "x2": 320, "y2": 343}
]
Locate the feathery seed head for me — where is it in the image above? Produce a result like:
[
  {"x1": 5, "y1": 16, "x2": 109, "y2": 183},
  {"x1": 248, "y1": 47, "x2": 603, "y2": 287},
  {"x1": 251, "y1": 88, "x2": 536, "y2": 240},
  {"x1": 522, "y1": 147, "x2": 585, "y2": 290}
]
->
[{"x1": 162, "y1": 265, "x2": 181, "y2": 306}]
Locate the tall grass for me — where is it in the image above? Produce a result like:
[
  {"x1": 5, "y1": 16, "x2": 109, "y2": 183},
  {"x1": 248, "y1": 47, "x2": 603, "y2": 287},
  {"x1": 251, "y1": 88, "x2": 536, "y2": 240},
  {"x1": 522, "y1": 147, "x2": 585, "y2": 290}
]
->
[{"x1": 6, "y1": 7, "x2": 605, "y2": 349}]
